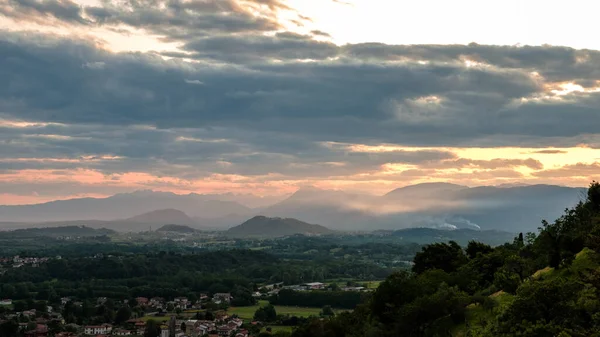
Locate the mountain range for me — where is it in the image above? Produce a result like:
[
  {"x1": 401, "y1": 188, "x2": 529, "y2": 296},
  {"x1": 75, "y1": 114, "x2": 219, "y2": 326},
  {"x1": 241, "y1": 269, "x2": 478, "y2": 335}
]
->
[{"x1": 0, "y1": 183, "x2": 587, "y2": 233}]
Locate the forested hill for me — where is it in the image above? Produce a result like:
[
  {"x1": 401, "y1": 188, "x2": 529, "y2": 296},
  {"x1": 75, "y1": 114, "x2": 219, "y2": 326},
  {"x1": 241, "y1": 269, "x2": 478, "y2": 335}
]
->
[
  {"x1": 0, "y1": 225, "x2": 114, "y2": 238},
  {"x1": 227, "y1": 216, "x2": 333, "y2": 237},
  {"x1": 156, "y1": 224, "x2": 197, "y2": 233},
  {"x1": 291, "y1": 182, "x2": 600, "y2": 337}
]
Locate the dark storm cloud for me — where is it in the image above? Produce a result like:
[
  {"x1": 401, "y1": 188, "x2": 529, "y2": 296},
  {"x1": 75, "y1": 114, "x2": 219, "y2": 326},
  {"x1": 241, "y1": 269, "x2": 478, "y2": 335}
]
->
[
  {"x1": 0, "y1": 118, "x2": 460, "y2": 178},
  {"x1": 1, "y1": 0, "x2": 88, "y2": 24},
  {"x1": 530, "y1": 150, "x2": 568, "y2": 154},
  {"x1": 182, "y1": 32, "x2": 339, "y2": 62},
  {"x1": 2, "y1": 0, "x2": 290, "y2": 55},
  {"x1": 342, "y1": 43, "x2": 600, "y2": 83},
  {"x1": 1, "y1": 32, "x2": 600, "y2": 151}
]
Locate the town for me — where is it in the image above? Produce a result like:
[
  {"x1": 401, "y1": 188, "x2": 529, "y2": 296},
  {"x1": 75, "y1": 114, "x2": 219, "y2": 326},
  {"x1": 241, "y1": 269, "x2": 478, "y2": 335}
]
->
[{"x1": 0, "y1": 280, "x2": 373, "y2": 337}]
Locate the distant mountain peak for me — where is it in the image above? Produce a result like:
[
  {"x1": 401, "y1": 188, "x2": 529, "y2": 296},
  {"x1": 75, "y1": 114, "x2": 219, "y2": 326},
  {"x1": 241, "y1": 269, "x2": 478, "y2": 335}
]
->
[{"x1": 384, "y1": 182, "x2": 468, "y2": 197}]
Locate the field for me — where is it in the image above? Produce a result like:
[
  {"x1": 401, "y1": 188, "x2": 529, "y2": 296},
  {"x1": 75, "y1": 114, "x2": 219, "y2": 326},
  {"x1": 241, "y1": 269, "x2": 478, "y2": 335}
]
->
[
  {"x1": 261, "y1": 326, "x2": 294, "y2": 333},
  {"x1": 364, "y1": 280, "x2": 382, "y2": 289},
  {"x1": 322, "y1": 278, "x2": 383, "y2": 290},
  {"x1": 228, "y1": 300, "x2": 324, "y2": 321},
  {"x1": 140, "y1": 315, "x2": 171, "y2": 322}
]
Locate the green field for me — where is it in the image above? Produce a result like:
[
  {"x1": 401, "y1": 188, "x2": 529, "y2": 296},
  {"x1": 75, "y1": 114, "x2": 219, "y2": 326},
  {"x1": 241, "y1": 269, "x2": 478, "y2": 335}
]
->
[
  {"x1": 228, "y1": 300, "x2": 324, "y2": 321},
  {"x1": 364, "y1": 280, "x2": 382, "y2": 289},
  {"x1": 322, "y1": 279, "x2": 383, "y2": 290},
  {"x1": 261, "y1": 326, "x2": 294, "y2": 333},
  {"x1": 140, "y1": 315, "x2": 170, "y2": 322}
]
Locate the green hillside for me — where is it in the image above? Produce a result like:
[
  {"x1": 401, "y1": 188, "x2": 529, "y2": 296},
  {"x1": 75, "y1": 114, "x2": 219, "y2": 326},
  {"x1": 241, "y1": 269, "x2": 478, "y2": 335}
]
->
[{"x1": 290, "y1": 182, "x2": 600, "y2": 337}]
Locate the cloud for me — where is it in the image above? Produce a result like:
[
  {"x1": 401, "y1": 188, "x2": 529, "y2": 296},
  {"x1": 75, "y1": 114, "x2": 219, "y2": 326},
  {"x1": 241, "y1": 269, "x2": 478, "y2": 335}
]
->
[
  {"x1": 530, "y1": 149, "x2": 568, "y2": 154},
  {"x1": 184, "y1": 79, "x2": 204, "y2": 85},
  {"x1": 181, "y1": 32, "x2": 339, "y2": 62},
  {"x1": 311, "y1": 30, "x2": 331, "y2": 38},
  {"x1": 1, "y1": 0, "x2": 600, "y2": 202},
  {"x1": 533, "y1": 162, "x2": 600, "y2": 178},
  {"x1": 2, "y1": 0, "x2": 89, "y2": 24}
]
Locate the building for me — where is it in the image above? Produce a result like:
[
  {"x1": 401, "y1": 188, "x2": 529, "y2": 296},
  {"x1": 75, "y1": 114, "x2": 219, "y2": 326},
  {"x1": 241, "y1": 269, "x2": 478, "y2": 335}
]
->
[
  {"x1": 84, "y1": 324, "x2": 112, "y2": 335},
  {"x1": 136, "y1": 297, "x2": 149, "y2": 306},
  {"x1": 212, "y1": 293, "x2": 231, "y2": 304},
  {"x1": 217, "y1": 326, "x2": 234, "y2": 337},
  {"x1": 24, "y1": 324, "x2": 48, "y2": 337},
  {"x1": 55, "y1": 333, "x2": 76, "y2": 337},
  {"x1": 302, "y1": 282, "x2": 325, "y2": 290},
  {"x1": 0, "y1": 299, "x2": 12, "y2": 305}
]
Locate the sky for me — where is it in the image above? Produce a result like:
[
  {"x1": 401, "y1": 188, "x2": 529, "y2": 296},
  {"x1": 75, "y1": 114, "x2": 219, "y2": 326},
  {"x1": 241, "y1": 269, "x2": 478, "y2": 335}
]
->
[{"x1": 1, "y1": 0, "x2": 600, "y2": 205}]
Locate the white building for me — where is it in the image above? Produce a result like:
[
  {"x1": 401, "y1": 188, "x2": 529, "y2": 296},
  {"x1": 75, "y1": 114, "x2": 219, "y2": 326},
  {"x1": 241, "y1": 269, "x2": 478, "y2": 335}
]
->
[{"x1": 84, "y1": 324, "x2": 112, "y2": 335}]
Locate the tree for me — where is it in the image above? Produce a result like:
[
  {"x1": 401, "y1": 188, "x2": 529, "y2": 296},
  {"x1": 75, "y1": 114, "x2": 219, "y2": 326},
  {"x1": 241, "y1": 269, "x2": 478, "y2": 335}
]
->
[
  {"x1": 115, "y1": 306, "x2": 132, "y2": 325},
  {"x1": 254, "y1": 304, "x2": 277, "y2": 322},
  {"x1": 34, "y1": 300, "x2": 47, "y2": 313},
  {"x1": 129, "y1": 298, "x2": 138, "y2": 308},
  {"x1": 412, "y1": 241, "x2": 467, "y2": 274},
  {"x1": 0, "y1": 319, "x2": 18, "y2": 337},
  {"x1": 13, "y1": 300, "x2": 27, "y2": 312},
  {"x1": 466, "y1": 241, "x2": 494, "y2": 259},
  {"x1": 321, "y1": 305, "x2": 335, "y2": 317},
  {"x1": 144, "y1": 319, "x2": 161, "y2": 337},
  {"x1": 231, "y1": 285, "x2": 256, "y2": 306},
  {"x1": 181, "y1": 322, "x2": 186, "y2": 332}
]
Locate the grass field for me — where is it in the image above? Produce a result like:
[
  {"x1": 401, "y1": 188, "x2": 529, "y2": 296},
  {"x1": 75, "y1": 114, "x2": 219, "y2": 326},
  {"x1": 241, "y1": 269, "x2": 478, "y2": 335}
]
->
[
  {"x1": 140, "y1": 315, "x2": 170, "y2": 322},
  {"x1": 364, "y1": 280, "x2": 382, "y2": 289},
  {"x1": 261, "y1": 326, "x2": 294, "y2": 333},
  {"x1": 228, "y1": 300, "x2": 324, "y2": 321}
]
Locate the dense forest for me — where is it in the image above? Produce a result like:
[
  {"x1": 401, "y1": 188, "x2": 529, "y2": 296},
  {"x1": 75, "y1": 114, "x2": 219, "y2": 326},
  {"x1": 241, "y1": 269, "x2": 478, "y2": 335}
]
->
[
  {"x1": 291, "y1": 182, "x2": 600, "y2": 337},
  {"x1": 0, "y1": 249, "x2": 387, "y2": 305}
]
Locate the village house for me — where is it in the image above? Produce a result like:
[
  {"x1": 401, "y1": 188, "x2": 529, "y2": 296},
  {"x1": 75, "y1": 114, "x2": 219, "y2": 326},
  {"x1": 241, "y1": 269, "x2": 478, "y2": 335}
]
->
[
  {"x1": 302, "y1": 282, "x2": 325, "y2": 290},
  {"x1": 0, "y1": 299, "x2": 12, "y2": 305},
  {"x1": 342, "y1": 286, "x2": 366, "y2": 292},
  {"x1": 54, "y1": 332, "x2": 77, "y2": 337},
  {"x1": 21, "y1": 310, "x2": 37, "y2": 318},
  {"x1": 113, "y1": 328, "x2": 134, "y2": 335},
  {"x1": 149, "y1": 297, "x2": 164, "y2": 308},
  {"x1": 217, "y1": 325, "x2": 235, "y2": 337},
  {"x1": 135, "y1": 297, "x2": 149, "y2": 306},
  {"x1": 134, "y1": 321, "x2": 146, "y2": 335},
  {"x1": 24, "y1": 324, "x2": 48, "y2": 337},
  {"x1": 212, "y1": 293, "x2": 231, "y2": 304},
  {"x1": 84, "y1": 324, "x2": 112, "y2": 335}
]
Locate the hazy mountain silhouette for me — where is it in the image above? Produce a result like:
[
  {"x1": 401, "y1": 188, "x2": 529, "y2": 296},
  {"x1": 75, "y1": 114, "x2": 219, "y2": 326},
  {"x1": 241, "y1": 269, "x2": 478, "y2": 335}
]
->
[
  {"x1": 0, "y1": 191, "x2": 252, "y2": 223},
  {"x1": 0, "y1": 184, "x2": 587, "y2": 233},
  {"x1": 263, "y1": 184, "x2": 585, "y2": 232}
]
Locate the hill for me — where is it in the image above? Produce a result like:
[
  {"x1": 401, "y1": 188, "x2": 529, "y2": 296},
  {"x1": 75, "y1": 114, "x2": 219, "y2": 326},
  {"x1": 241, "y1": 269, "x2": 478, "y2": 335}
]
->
[
  {"x1": 126, "y1": 209, "x2": 194, "y2": 225},
  {"x1": 0, "y1": 225, "x2": 115, "y2": 238},
  {"x1": 227, "y1": 216, "x2": 334, "y2": 237},
  {"x1": 289, "y1": 182, "x2": 600, "y2": 337},
  {"x1": 156, "y1": 224, "x2": 197, "y2": 233}
]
